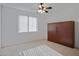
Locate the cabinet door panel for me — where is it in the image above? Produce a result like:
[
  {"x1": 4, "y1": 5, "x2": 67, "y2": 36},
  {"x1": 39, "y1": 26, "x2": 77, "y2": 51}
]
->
[
  {"x1": 56, "y1": 21, "x2": 74, "y2": 48},
  {"x1": 48, "y1": 23, "x2": 57, "y2": 42}
]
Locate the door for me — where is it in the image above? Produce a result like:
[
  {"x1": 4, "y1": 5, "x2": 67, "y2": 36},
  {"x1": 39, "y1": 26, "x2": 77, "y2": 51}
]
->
[
  {"x1": 48, "y1": 23, "x2": 58, "y2": 43},
  {"x1": 56, "y1": 21, "x2": 74, "y2": 48}
]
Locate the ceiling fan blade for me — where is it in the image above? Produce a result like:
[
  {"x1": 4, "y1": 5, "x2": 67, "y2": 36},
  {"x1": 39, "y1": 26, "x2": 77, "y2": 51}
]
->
[
  {"x1": 40, "y1": 3, "x2": 43, "y2": 5},
  {"x1": 46, "y1": 7, "x2": 52, "y2": 9},
  {"x1": 45, "y1": 10, "x2": 48, "y2": 13}
]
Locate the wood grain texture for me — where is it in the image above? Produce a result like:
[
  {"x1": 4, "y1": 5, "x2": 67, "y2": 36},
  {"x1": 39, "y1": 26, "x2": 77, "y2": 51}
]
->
[{"x1": 48, "y1": 21, "x2": 75, "y2": 48}]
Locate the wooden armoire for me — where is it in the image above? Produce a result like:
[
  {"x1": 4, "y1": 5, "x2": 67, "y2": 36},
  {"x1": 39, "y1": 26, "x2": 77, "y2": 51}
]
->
[{"x1": 48, "y1": 21, "x2": 75, "y2": 48}]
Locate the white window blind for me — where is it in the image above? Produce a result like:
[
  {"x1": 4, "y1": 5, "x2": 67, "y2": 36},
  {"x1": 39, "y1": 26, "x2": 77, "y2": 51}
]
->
[
  {"x1": 29, "y1": 17, "x2": 37, "y2": 32},
  {"x1": 19, "y1": 16, "x2": 38, "y2": 33}
]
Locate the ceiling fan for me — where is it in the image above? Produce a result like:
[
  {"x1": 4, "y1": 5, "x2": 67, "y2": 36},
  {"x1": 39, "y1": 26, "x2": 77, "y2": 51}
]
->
[{"x1": 38, "y1": 3, "x2": 52, "y2": 13}]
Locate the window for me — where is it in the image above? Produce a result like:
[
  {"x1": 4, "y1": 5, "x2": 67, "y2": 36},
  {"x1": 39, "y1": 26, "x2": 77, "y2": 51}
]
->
[
  {"x1": 29, "y1": 17, "x2": 37, "y2": 32},
  {"x1": 19, "y1": 16, "x2": 38, "y2": 33}
]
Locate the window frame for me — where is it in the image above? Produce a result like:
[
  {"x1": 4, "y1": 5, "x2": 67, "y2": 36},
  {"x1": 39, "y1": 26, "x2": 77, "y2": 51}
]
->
[{"x1": 19, "y1": 15, "x2": 38, "y2": 33}]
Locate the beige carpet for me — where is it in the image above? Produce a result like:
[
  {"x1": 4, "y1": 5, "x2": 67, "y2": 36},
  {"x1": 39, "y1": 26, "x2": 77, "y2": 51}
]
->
[
  {"x1": 0, "y1": 39, "x2": 79, "y2": 56},
  {"x1": 19, "y1": 45, "x2": 62, "y2": 56}
]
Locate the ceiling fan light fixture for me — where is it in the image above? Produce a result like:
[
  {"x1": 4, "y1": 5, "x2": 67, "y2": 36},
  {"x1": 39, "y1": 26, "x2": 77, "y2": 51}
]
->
[
  {"x1": 38, "y1": 9, "x2": 45, "y2": 13},
  {"x1": 38, "y1": 3, "x2": 52, "y2": 13},
  {"x1": 39, "y1": 5, "x2": 42, "y2": 8}
]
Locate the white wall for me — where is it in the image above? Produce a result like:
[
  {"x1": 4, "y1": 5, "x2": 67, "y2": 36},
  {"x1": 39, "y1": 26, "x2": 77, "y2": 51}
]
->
[
  {"x1": 0, "y1": 6, "x2": 1, "y2": 48},
  {"x1": 1, "y1": 6, "x2": 47, "y2": 47},
  {"x1": 46, "y1": 3, "x2": 79, "y2": 48}
]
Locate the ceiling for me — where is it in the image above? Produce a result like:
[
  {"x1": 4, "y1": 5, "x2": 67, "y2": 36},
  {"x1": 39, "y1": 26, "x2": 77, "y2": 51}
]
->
[
  {"x1": 0, "y1": 3, "x2": 79, "y2": 14},
  {"x1": 0, "y1": 3, "x2": 53, "y2": 13}
]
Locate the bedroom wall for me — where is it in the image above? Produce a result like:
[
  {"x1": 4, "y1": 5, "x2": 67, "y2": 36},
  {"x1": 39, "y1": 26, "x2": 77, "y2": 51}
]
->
[
  {"x1": 0, "y1": 6, "x2": 1, "y2": 48},
  {"x1": 46, "y1": 3, "x2": 79, "y2": 48},
  {"x1": 1, "y1": 6, "x2": 47, "y2": 47}
]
